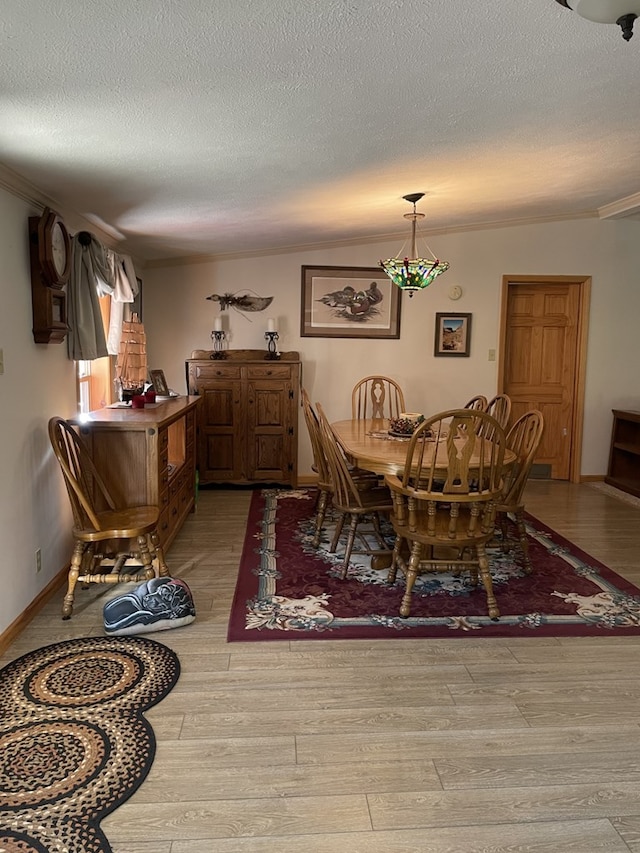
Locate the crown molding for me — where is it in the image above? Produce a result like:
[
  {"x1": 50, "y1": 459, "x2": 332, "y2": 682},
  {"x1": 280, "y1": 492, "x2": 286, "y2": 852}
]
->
[
  {"x1": 145, "y1": 210, "x2": 598, "y2": 268},
  {"x1": 0, "y1": 163, "x2": 125, "y2": 251},
  {"x1": 598, "y1": 192, "x2": 640, "y2": 220}
]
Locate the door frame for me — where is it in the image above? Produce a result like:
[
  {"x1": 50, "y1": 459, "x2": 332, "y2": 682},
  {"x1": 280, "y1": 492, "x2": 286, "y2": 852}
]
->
[{"x1": 497, "y1": 275, "x2": 591, "y2": 484}]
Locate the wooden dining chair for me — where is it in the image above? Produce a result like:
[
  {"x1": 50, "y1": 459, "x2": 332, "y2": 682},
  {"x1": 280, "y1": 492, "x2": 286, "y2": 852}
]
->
[
  {"x1": 302, "y1": 389, "x2": 379, "y2": 547},
  {"x1": 49, "y1": 417, "x2": 170, "y2": 619},
  {"x1": 495, "y1": 410, "x2": 545, "y2": 573},
  {"x1": 301, "y1": 388, "x2": 334, "y2": 547},
  {"x1": 315, "y1": 403, "x2": 394, "y2": 578},
  {"x1": 485, "y1": 393, "x2": 512, "y2": 429},
  {"x1": 463, "y1": 395, "x2": 488, "y2": 411},
  {"x1": 385, "y1": 408, "x2": 507, "y2": 620},
  {"x1": 352, "y1": 375, "x2": 406, "y2": 420},
  {"x1": 479, "y1": 393, "x2": 512, "y2": 441}
]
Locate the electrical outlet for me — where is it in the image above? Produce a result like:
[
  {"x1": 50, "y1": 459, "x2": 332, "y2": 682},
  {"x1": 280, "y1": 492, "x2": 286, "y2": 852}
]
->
[
  {"x1": 35, "y1": 548, "x2": 42, "y2": 573},
  {"x1": 488, "y1": 348, "x2": 496, "y2": 362}
]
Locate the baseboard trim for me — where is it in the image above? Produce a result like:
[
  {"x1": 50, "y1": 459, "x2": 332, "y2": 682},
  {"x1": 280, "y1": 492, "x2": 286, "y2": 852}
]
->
[
  {"x1": 580, "y1": 474, "x2": 605, "y2": 483},
  {"x1": 296, "y1": 475, "x2": 318, "y2": 486},
  {"x1": 0, "y1": 565, "x2": 68, "y2": 656}
]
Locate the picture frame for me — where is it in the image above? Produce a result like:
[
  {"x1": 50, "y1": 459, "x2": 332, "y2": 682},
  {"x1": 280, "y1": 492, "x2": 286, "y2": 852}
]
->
[
  {"x1": 149, "y1": 369, "x2": 169, "y2": 396},
  {"x1": 300, "y1": 265, "x2": 401, "y2": 339},
  {"x1": 434, "y1": 312, "x2": 472, "y2": 357}
]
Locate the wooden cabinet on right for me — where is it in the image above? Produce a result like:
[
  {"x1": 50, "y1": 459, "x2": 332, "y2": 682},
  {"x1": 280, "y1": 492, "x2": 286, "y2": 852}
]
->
[
  {"x1": 605, "y1": 410, "x2": 640, "y2": 498},
  {"x1": 186, "y1": 350, "x2": 300, "y2": 486}
]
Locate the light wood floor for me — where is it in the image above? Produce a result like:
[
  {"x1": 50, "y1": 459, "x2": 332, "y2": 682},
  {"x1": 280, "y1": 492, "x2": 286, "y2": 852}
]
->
[{"x1": 4, "y1": 480, "x2": 640, "y2": 853}]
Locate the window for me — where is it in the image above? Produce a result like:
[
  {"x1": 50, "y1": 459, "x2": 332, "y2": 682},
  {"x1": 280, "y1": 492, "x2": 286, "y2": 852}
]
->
[{"x1": 75, "y1": 295, "x2": 114, "y2": 413}]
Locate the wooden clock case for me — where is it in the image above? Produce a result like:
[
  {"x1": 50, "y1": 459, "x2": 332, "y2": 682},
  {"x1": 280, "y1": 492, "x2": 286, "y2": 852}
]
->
[{"x1": 29, "y1": 207, "x2": 72, "y2": 344}]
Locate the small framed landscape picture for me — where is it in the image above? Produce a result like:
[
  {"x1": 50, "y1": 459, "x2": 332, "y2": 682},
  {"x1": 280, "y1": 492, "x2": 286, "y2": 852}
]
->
[
  {"x1": 434, "y1": 313, "x2": 472, "y2": 357},
  {"x1": 149, "y1": 369, "x2": 169, "y2": 396}
]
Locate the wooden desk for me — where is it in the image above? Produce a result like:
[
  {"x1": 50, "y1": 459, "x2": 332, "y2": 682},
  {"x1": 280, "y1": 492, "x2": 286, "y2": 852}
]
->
[
  {"x1": 331, "y1": 418, "x2": 515, "y2": 477},
  {"x1": 75, "y1": 396, "x2": 200, "y2": 548}
]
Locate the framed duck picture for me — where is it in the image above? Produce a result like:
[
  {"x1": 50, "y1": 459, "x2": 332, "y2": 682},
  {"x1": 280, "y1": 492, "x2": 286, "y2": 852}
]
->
[{"x1": 300, "y1": 265, "x2": 401, "y2": 339}]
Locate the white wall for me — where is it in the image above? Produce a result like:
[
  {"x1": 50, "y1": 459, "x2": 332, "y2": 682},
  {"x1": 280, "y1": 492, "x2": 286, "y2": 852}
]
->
[
  {"x1": 0, "y1": 187, "x2": 76, "y2": 635},
  {"x1": 143, "y1": 217, "x2": 640, "y2": 478}
]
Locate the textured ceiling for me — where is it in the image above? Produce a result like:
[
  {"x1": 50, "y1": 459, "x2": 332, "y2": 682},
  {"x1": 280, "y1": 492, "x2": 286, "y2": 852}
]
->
[{"x1": 2, "y1": 0, "x2": 640, "y2": 261}]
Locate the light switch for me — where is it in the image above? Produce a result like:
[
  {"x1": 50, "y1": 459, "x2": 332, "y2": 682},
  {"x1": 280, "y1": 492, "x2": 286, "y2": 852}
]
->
[{"x1": 488, "y1": 348, "x2": 496, "y2": 362}]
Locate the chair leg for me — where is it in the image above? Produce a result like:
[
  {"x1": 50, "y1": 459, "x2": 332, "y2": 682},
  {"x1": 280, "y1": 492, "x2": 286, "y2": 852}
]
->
[
  {"x1": 387, "y1": 534, "x2": 404, "y2": 584},
  {"x1": 330, "y1": 513, "x2": 346, "y2": 554},
  {"x1": 62, "y1": 540, "x2": 85, "y2": 619},
  {"x1": 400, "y1": 541, "x2": 423, "y2": 617},
  {"x1": 476, "y1": 542, "x2": 500, "y2": 621},
  {"x1": 514, "y1": 508, "x2": 532, "y2": 574},
  {"x1": 312, "y1": 490, "x2": 329, "y2": 548},
  {"x1": 339, "y1": 514, "x2": 359, "y2": 579},
  {"x1": 370, "y1": 512, "x2": 390, "y2": 550},
  {"x1": 137, "y1": 534, "x2": 157, "y2": 581},
  {"x1": 150, "y1": 530, "x2": 170, "y2": 577}
]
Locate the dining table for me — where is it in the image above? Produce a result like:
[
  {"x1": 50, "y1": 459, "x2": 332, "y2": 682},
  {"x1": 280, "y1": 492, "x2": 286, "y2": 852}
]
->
[{"x1": 330, "y1": 418, "x2": 516, "y2": 478}]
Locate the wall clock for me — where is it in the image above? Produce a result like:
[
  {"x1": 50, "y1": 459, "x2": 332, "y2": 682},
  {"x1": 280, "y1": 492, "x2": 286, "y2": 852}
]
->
[{"x1": 28, "y1": 207, "x2": 72, "y2": 343}]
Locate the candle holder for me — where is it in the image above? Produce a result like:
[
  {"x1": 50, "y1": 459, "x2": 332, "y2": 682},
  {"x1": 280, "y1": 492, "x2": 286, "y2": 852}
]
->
[
  {"x1": 210, "y1": 329, "x2": 227, "y2": 359},
  {"x1": 264, "y1": 330, "x2": 280, "y2": 360}
]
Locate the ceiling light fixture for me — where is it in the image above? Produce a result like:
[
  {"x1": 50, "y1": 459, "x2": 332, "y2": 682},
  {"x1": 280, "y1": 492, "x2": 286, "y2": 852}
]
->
[
  {"x1": 380, "y1": 193, "x2": 449, "y2": 298},
  {"x1": 555, "y1": 0, "x2": 640, "y2": 40}
]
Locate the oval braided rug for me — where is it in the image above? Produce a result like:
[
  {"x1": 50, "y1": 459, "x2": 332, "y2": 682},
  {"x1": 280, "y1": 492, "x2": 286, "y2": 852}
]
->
[{"x1": 0, "y1": 635, "x2": 180, "y2": 853}]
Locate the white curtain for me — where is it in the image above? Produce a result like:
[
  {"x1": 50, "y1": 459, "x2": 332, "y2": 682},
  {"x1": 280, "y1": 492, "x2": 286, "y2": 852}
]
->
[{"x1": 105, "y1": 250, "x2": 139, "y2": 355}]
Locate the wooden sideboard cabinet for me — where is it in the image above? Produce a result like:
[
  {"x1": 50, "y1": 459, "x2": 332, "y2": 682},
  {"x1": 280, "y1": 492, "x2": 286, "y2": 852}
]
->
[
  {"x1": 605, "y1": 409, "x2": 640, "y2": 498},
  {"x1": 186, "y1": 349, "x2": 300, "y2": 486},
  {"x1": 75, "y1": 396, "x2": 200, "y2": 548}
]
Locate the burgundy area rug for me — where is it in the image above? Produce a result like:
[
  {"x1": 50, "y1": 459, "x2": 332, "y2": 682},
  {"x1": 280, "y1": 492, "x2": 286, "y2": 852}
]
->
[{"x1": 228, "y1": 487, "x2": 640, "y2": 641}]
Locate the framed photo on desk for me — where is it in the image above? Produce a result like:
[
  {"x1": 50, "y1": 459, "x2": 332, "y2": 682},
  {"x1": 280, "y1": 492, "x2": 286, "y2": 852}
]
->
[{"x1": 149, "y1": 369, "x2": 169, "y2": 396}]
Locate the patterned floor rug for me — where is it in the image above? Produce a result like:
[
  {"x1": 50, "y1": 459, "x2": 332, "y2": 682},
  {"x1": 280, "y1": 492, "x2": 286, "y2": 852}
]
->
[
  {"x1": 0, "y1": 635, "x2": 180, "y2": 852},
  {"x1": 228, "y1": 487, "x2": 640, "y2": 641}
]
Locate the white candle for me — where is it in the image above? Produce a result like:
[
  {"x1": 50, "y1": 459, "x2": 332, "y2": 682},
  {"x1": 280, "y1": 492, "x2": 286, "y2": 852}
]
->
[
  {"x1": 214, "y1": 317, "x2": 222, "y2": 331},
  {"x1": 267, "y1": 318, "x2": 276, "y2": 333}
]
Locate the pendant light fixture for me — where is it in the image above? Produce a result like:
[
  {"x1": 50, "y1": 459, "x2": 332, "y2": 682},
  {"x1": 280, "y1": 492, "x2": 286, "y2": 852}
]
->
[
  {"x1": 380, "y1": 193, "x2": 449, "y2": 297},
  {"x1": 555, "y1": 0, "x2": 640, "y2": 40}
]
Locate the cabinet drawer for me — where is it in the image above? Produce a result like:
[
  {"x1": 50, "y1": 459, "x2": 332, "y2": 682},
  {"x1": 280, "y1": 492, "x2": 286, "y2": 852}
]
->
[
  {"x1": 247, "y1": 364, "x2": 292, "y2": 379},
  {"x1": 193, "y1": 364, "x2": 242, "y2": 381}
]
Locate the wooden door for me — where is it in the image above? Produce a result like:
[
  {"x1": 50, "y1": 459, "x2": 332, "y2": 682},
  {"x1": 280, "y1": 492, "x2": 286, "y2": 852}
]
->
[{"x1": 499, "y1": 277, "x2": 590, "y2": 481}]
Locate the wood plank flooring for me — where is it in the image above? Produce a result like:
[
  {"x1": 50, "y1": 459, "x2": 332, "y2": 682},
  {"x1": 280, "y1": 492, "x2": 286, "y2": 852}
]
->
[{"x1": 4, "y1": 480, "x2": 640, "y2": 852}]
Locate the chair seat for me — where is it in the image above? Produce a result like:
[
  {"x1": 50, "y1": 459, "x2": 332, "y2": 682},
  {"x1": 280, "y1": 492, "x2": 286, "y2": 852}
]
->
[{"x1": 73, "y1": 506, "x2": 161, "y2": 542}]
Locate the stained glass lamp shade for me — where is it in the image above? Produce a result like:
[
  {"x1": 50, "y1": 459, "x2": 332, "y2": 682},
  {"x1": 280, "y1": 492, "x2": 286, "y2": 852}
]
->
[{"x1": 380, "y1": 193, "x2": 449, "y2": 297}]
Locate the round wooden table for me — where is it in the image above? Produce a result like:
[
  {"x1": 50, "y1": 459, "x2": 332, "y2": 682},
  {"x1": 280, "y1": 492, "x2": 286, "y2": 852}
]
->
[{"x1": 330, "y1": 418, "x2": 515, "y2": 477}]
